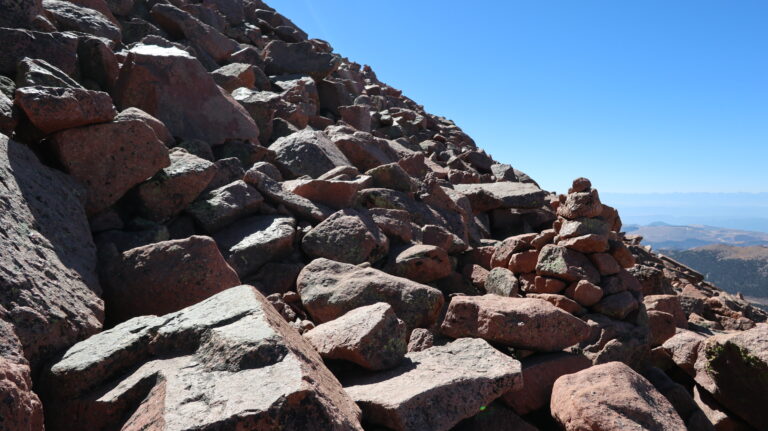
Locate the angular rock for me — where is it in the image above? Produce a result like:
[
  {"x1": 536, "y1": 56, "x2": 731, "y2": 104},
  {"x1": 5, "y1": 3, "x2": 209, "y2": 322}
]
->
[
  {"x1": 648, "y1": 310, "x2": 676, "y2": 347},
  {"x1": 297, "y1": 258, "x2": 444, "y2": 329},
  {"x1": 365, "y1": 163, "x2": 416, "y2": 192},
  {"x1": 263, "y1": 40, "x2": 339, "y2": 79},
  {"x1": 304, "y1": 302, "x2": 407, "y2": 370},
  {"x1": 329, "y1": 129, "x2": 400, "y2": 172},
  {"x1": 564, "y1": 279, "x2": 604, "y2": 307},
  {"x1": 0, "y1": 0, "x2": 47, "y2": 29},
  {"x1": 644, "y1": 294, "x2": 687, "y2": 328},
  {"x1": 558, "y1": 217, "x2": 610, "y2": 239},
  {"x1": 589, "y1": 252, "x2": 622, "y2": 275},
  {"x1": 15, "y1": 86, "x2": 117, "y2": 134},
  {"x1": 49, "y1": 109, "x2": 170, "y2": 215},
  {"x1": 0, "y1": 28, "x2": 79, "y2": 76},
  {"x1": 244, "y1": 169, "x2": 333, "y2": 222},
  {"x1": 43, "y1": 0, "x2": 121, "y2": 42},
  {"x1": 592, "y1": 291, "x2": 639, "y2": 320},
  {"x1": 186, "y1": 180, "x2": 263, "y2": 232},
  {"x1": 271, "y1": 129, "x2": 352, "y2": 179},
  {"x1": 485, "y1": 267, "x2": 519, "y2": 297},
  {"x1": 0, "y1": 92, "x2": 16, "y2": 135},
  {"x1": 101, "y1": 235, "x2": 240, "y2": 323},
  {"x1": 508, "y1": 250, "x2": 539, "y2": 273},
  {"x1": 343, "y1": 338, "x2": 522, "y2": 431},
  {"x1": 283, "y1": 176, "x2": 365, "y2": 209},
  {"x1": 0, "y1": 320, "x2": 45, "y2": 431},
  {"x1": 558, "y1": 233, "x2": 609, "y2": 253},
  {"x1": 550, "y1": 362, "x2": 686, "y2": 431},
  {"x1": 213, "y1": 215, "x2": 296, "y2": 278},
  {"x1": 0, "y1": 134, "x2": 103, "y2": 368},
  {"x1": 150, "y1": 3, "x2": 238, "y2": 62},
  {"x1": 211, "y1": 62, "x2": 261, "y2": 92},
  {"x1": 527, "y1": 293, "x2": 585, "y2": 315},
  {"x1": 661, "y1": 329, "x2": 707, "y2": 375},
  {"x1": 16, "y1": 57, "x2": 83, "y2": 88},
  {"x1": 453, "y1": 402, "x2": 538, "y2": 431},
  {"x1": 391, "y1": 244, "x2": 452, "y2": 283},
  {"x1": 135, "y1": 148, "x2": 216, "y2": 222},
  {"x1": 501, "y1": 352, "x2": 591, "y2": 415},
  {"x1": 454, "y1": 181, "x2": 547, "y2": 213},
  {"x1": 490, "y1": 234, "x2": 535, "y2": 268},
  {"x1": 557, "y1": 189, "x2": 603, "y2": 219},
  {"x1": 692, "y1": 386, "x2": 747, "y2": 431},
  {"x1": 441, "y1": 295, "x2": 591, "y2": 351},
  {"x1": 45, "y1": 285, "x2": 363, "y2": 431},
  {"x1": 528, "y1": 276, "x2": 567, "y2": 294},
  {"x1": 693, "y1": 324, "x2": 768, "y2": 429},
  {"x1": 115, "y1": 44, "x2": 259, "y2": 146},
  {"x1": 302, "y1": 209, "x2": 388, "y2": 264},
  {"x1": 339, "y1": 104, "x2": 371, "y2": 132},
  {"x1": 116, "y1": 106, "x2": 174, "y2": 145},
  {"x1": 536, "y1": 244, "x2": 600, "y2": 284}
]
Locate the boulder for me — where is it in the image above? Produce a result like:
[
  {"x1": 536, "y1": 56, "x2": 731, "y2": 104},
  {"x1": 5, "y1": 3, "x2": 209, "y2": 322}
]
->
[
  {"x1": 647, "y1": 310, "x2": 676, "y2": 347},
  {"x1": 453, "y1": 181, "x2": 547, "y2": 213},
  {"x1": 0, "y1": 0, "x2": 48, "y2": 29},
  {"x1": 213, "y1": 215, "x2": 296, "y2": 278},
  {"x1": 536, "y1": 244, "x2": 600, "y2": 284},
  {"x1": 528, "y1": 276, "x2": 567, "y2": 294},
  {"x1": 564, "y1": 279, "x2": 604, "y2": 307},
  {"x1": 15, "y1": 57, "x2": 83, "y2": 88},
  {"x1": 661, "y1": 329, "x2": 707, "y2": 375},
  {"x1": 150, "y1": 3, "x2": 238, "y2": 62},
  {"x1": 485, "y1": 267, "x2": 519, "y2": 297},
  {"x1": 558, "y1": 217, "x2": 610, "y2": 239},
  {"x1": 297, "y1": 258, "x2": 444, "y2": 329},
  {"x1": 490, "y1": 234, "x2": 535, "y2": 268},
  {"x1": 244, "y1": 169, "x2": 333, "y2": 222},
  {"x1": 0, "y1": 92, "x2": 16, "y2": 135},
  {"x1": 551, "y1": 362, "x2": 686, "y2": 430},
  {"x1": 212, "y1": 63, "x2": 261, "y2": 92},
  {"x1": 186, "y1": 180, "x2": 263, "y2": 233},
  {"x1": 43, "y1": 0, "x2": 121, "y2": 42},
  {"x1": 304, "y1": 302, "x2": 407, "y2": 370},
  {"x1": 693, "y1": 324, "x2": 768, "y2": 429},
  {"x1": 527, "y1": 293, "x2": 584, "y2": 315},
  {"x1": 283, "y1": 177, "x2": 365, "y2": 209},
  {"x1": 0, "y1": 134, "x2": 103, "y2": 368},
  {"x1": 390, "y1": 245, "x2": 452, "y2": 283},
  {"x1": 644, "y1": 294, "x2": 687, "y2": 328},
  {"x1": 558, "y1": 233, "x2": 609, "y2": 253},
  {"x1": 0, "y1": 320, "x2": 45, "y2": 431},
  {"x1": 557, "y1": 189, "x2": 603, "y2": 219},
  {"x1": 589, "y1": 252, "x2": 622, "y2": 275},
  {"x1": 343, "y1": 338, "x2": 522, "y2": 431},
  {"x1": 135, "y1": 148, "x2": 217, "y2": 222},
  {"x1": 441, "y1": 295, "x2": 591, "y2": 351},
  {"x1": 115, "y1": 44, "x2": 259, "y2": 146},
  {"x1": 15, "y1": 86, "x2": 117, "y2": 134},
  {"x1": 508, "y1": 250, "x2": 539, "y2": 273},
  {"x1": 453, "y1": 402, "x2": 538, "y2": 431},
  {"x1": 302, "y1": 209, "x2": 388, "y2": 264},
  {"x1": 0, "y1": 28, "x2": 79, "y2": 76},
  {"x1": 101, "y1": 235, "x2": 240, "y2": 324},
  {"x1": 262, "y1": 40, "x2": 339, "y2": 79},
  {"x1": 44, "y1": 285, "x2": 363, "y2": 431},
  {"x1": 271, "y1": 129, "x2": 352, "y2": 179},
  {"x1": 592, "y1": 291, "x2": 639, "y2": 320},
  {"x1": 501, "y1": 352, "x2": 591, "y2": 415},
  {"x1": 328, "y1": 129, "x2": 399, "y2": 172},
  {"x1": 339, "y1": 104, "x2": 371, "y2": 132},
  {"x1": 365, "y1": 163, "x2": 416, "y2": 192}
]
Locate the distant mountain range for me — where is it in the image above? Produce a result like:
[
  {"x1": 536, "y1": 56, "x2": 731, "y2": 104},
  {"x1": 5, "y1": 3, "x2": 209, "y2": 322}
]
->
[
  {"x1": 624, "y1": 223, "x2": 768, "y2": 250},
  {"x1": 662, "y1": 245, "x2": 768, "y2": 305}
]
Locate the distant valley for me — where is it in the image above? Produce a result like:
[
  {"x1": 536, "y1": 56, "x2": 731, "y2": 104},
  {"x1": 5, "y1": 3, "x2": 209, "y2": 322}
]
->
[{"x1": 624, "y1": 222, "x2": 768, "y2": 250}]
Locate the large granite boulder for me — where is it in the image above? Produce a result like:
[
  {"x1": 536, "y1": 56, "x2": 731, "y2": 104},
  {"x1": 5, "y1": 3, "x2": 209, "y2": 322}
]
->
[
  {"x1": 343, "y1": 338, "x2": 523, "y2": 431},
  {"x1": 44, "y1": 285, "x2": 363, "y2": 431},
  {"x1": 0, "y1": 134, "x2": 103, "y2": 369},
  {"x1": 271, "y1": 129, "x2": 352, "y2": 179},
  {"x1": 302, "y1": 209, "x2": 389, "y2": 264},
  {"x1": 297, "y1": 258, "x2": 444, "y2": 329},
  {"x1": 441, "y1": 295, "x2": 591, "y2": 352}
]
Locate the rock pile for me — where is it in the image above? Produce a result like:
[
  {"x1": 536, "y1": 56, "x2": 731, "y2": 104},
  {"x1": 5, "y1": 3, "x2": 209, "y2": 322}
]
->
[{"x1": 1, "y1": 0, "x2": 766, "y2": 430}]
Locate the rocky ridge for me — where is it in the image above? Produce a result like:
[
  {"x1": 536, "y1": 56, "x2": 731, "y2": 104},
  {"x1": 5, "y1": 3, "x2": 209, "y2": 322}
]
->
[{"x1": 1, "y1": 0, "x2": 766, "y2": 430}]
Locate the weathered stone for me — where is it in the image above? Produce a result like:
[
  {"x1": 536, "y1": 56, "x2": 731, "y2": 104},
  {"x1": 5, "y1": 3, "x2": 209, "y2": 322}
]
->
[
  {"x1": 302, "y1": 209, "x2": 388, "y2": 264},
  {"x1": 0, "y1": 0, "x2": 48, "y2": 29},
  {"x1": 558, "y1": 217, "x2": 610, "y2": 239},
  {"x1": 0, "y1": 319, "x2": 45, "y2": 431},
  {"x1": 485, "y1": 267, "x2": 519, "y2": 296},
  {"x1": 43, "y1": 0, "x2": 121, "y2": 42},
  {"x1": 187, "y1": 180, "x2": 263, "y2": 232},
  {"x1": 211, "y1": 62, "x2": 262, "y2": 92},
  {"x1": 116, "y1": 106, "x2": 174, "y2": 146},
  {"x1": 244, "y1": 169, "x2": 333, "y2": 222},
  {"x1": 283, "y1": 176, "x2": 365, "y2": 209},
  {"x1": 693, "y1": 324, "x2": 768, "y2": 429},
  {"x1": 115, "y1": 44, "x2": 259, "y2": 145},
  {"x1": 15, "y1": 86, "x2": 117, "y2": 134},
  {"x1": 490, "y1": 234, "x2": 535, "y2": 268},
  {"x1": 391, "y1": 244, "x2": 452, "y2": 283},
  {"x1": 45, "y1": 285, "x2": 363, "y2": 431},
  {"x1": 150, "y1": 3, "x2": 238, "y2": 62},
  {"x1": 557, "y1": 189, "x2": 603, "y2": 219},
  {"x1": 527, "y1": 293, "x2": 585, "y2": 315},
  {"x1": 692, "y1": 386, "x2": 747, "y2": 431},
  {"x1": 0, "y1": 28, "x2": 79, "y2": 76},
  {"x1": 551, "y1": 361, "x2": 686, "y2": 431},
  {"x1": 135, "y1": 149, "x2": 216, "y2": 222},
  {"x1": 661, "y1": 329, "x2": 707, "y2": 375},
  {"x1": 508, "y1": 250, "x2": 539, "y2": 273},
  {"x1": 0, "y1": 134, "x2": 103, "y2": 368},
  {"x1": 441, "y1": 295, "x2": 591, "y2": 351},
  {"x1": 368, "y1": 208, "x2": 415, "y2": 243},
  {"x1": 558, "y1": 233, "x2": 609, "y2": 253},
  {"x1": 501, "y1": 352, "x2": 591, "y2": 415},
  {"x1": 339, "y1": 104, "x2": 371, "y2": 132},
  {"x1": 564, "y1": 279, "x2": 604, "y2": 307},
  {"x1": 453, "y1": 402, "x2": 538, "y2": 431},
  {"x1": 297, "y1": 258, "x2": 444, "y2": 329},
  {"x1": 15, "y1": 57, "x2": 82, "y2": 89},
  {"x1": 592, "y1": 291, "x2": 639, "y2": 320},
  {"x1": 644, "y1": 295, "x2": 687, "y2": 329},
  {"x1": 343, "y1": 338, "x2": 522, "y2": 431},
  {"x1": 536, "y1": 244, "x2": 600, "y2": 284},
  {"x1": 101, "y1": 235, "x2": 240, "y2": 324},
  {"x1": 589, "y1": 252, "x2": 622, "y2": 275},
  {"x1": 454, "y1": 181, "x2": 547, "y2": 213},
  {"x1": 610, "y1": 238, "x2": 636, "y2": 268},
  {"x1": 214, "y1": 215, "x2": 296, "y2": 278},
  {"x1": 263, "y1": 40, "x2": 339, "y2": 79},
  {"x1": 271, "y1": 129, "x2": 352, "y2": 179},
  {"x1": 304, "y1": 303, "x2": 407, "y2": 370},
  {"x1": 328, "y1": 128, "x2": 400, "y2": 172},
  {"x1": 528, "y1": 276, "x2": 567, "y2": 294},
  {"x1": 0, "y1": 92, "x2": 16, "y2": 135},
  {"x1": 648, "y1": 310, "x2": 676, "y2": 347},
  {"x1": 365, "y1": 163, "x2": 416, "y2": 192}
]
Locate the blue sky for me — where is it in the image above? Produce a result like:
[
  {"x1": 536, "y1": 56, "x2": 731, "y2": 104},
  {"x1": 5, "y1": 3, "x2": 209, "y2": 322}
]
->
[{"x1": 271, "y1": 1, "x2": 768, "y2": 194}]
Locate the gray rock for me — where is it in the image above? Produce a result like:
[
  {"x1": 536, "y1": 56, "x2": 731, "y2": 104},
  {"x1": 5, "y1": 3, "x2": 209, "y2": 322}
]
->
[
  {"x1": 263, "y1": 40, "x2": 339, "y2": 79},
  {"x1": 302, "y1": 209, "x2": 388, "y2": 264},
  {"x1": 271, "y1": 129, "x2": 352, "y2": 179},
  {"x1": 244, "y1": 168, "x2": 333, "y2": 222},
  {"x1": 187, "y1": 180, "x2": 263, "y2": 233},
  {"x1": 43, "y1": 0, "x2": 121, "y2": 42},
  {"x1": 213, "y1": 215, "x2": 296, "y2": 278},
  {"x1": 536, "y1": 244, "x2": 600, "y2": 284},
  {"x1": 15, "y1": 57, "x2": 83, "y2": 89},
  {"x1": 454, "y1": 181, "x2": 547, "y2": 212},
  {"x1": 485, "y1": 267, "x2": 520, "y2": 297},
  {"x1": 0, "y1": 28, "x2": 79, "y2": 76}
]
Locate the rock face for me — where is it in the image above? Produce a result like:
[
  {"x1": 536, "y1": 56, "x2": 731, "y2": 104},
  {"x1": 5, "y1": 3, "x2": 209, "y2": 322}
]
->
[
  {"x1": 301, "y1": 209, "x2": 388, "y2": 264},
  {"x1": 115, "y1": 44, "x2": 259, "y2": 146},
  {"x1": 344, "y1": 338, "x2": 523, "y2": 431},
  {"x1": 441, "y1": 295, "x2": 591, "y2": 351},
  {"x1": 101, "y1": 236, "x2": 241, "y2": 324},
  {"x1": 0, "y1": 134, "x2": 103, "y2": 368},
  {"x1": 44, "y1": 285, "x2": 364, "y2": 431},
  {"x1": 297, "y1": 258, "x2": 444, "y2": 329},
  {"x1": 693, "y1": 324, "x2": 768, "y2": 429},
  {"x1": 551, "y1": 362, "x2": 686, "y2": 430},
  {"x1": 304, "y1": 302, "x2": 407, "y2": 370}
]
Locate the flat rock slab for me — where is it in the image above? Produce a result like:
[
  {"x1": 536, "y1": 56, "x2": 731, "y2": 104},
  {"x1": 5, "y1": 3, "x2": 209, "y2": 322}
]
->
[
  {"x1": 551, "y1": 361, "x2": 685, "y2": 431},
  {"x1": 304, "y1": 302, "x2": 407, "y2": 370},
  {"x1": 454, "y1": 181, "x2": 546, "y2": 213},
  {"x1": 344, "y1": 337, "x2": 522, "y2": 431},
  {"x1": 441, "y1": 295, "x2": 591, "y2": 352},
  {"x1": 213, "y1": 215, "x2": 296, "y2": 278},
  {"x1": 101, "y1": 235, "x2": 240, "y2": 324},
  {"x1": 297, "y1": 258, "x2": 444, "y2": 329},
  {"x1": 44, "y1": 285, "x2": 363, "y2": 431},
  {"x1": 0, "y1": 134, "x2": 103, "y2": 368}
]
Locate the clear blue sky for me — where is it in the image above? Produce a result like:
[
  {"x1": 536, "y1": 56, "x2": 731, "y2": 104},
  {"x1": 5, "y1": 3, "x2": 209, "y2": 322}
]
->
[{"x1": 271, "y1": 1, "x2": 768, "y2": 194}]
